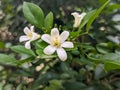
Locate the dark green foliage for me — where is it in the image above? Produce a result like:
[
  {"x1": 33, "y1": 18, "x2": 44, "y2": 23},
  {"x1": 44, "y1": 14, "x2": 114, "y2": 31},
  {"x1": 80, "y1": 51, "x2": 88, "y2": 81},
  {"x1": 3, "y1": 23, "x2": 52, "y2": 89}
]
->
[{"x1": 0, "y1": 0, "x2": 120, "y2": 90}]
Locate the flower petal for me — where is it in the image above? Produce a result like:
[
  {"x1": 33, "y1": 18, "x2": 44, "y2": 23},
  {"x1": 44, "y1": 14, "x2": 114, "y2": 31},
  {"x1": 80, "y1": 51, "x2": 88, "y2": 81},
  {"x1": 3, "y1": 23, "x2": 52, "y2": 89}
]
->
[
  {"x1": 24, "y1": 27, "x2": 31, "y2": 35},
  {"x1": 57, "y1": 48, "x2": 67, "y2": 61},
  {"x1": 30, "y1": 26, "x2": 34, "y2": 32},
  {"x1": 31, "y1": 32, "x2": 40, "y2": 41},
  {"x1": 51, "y1": 28, "x2": 59, "y2": 37},
  {"x1": 60, "y1": 31, "x2": 69, "y2": 43},
  {"x1": 61, "y1": 42, "x2": 74, "y2": 48},
  {"x1": 44, "y1": 45, "x2": 56, "y2": 55},
  {"x1": 25, "y1": 41, "x2": 31, "y2": 49},
  {"x1": 19, "y1": 36, "x2": 30, "y2": 42},
  {"x1": 71, "y1": 12, "x2": 80, "y2": 17},
  {"x1": 41, "y1": 34, "x2": 51, "y2": 44},
  {"x1": 71, "y1": 12, "x2": 86, "y2": 28},
  {"x1": 80, "y1": 12, "x2": 86, "y2": 17}
]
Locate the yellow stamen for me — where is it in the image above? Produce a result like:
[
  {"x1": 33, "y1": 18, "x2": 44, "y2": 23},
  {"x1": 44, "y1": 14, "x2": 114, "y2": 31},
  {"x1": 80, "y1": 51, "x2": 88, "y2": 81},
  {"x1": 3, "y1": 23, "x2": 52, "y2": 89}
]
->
[
  {"x1": 53, "y1": 37, "x2": 60, "y2": 47},
  {"x1": 27, "y1": 32, "x2": 33, "y2": 38}
]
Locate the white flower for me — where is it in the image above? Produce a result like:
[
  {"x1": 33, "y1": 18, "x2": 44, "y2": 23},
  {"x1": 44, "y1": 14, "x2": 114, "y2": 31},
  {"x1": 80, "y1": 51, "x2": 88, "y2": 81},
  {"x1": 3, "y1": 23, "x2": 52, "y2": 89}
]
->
[
  {"x1": 19, "y1": 26, "x2": 40, "y2": 49},
  {"x1": 41, "y1": 28, "x2": 74, "y2": 61},
  {"x1": 71, "y1": 12, "x2": 86, "y2": 28}
]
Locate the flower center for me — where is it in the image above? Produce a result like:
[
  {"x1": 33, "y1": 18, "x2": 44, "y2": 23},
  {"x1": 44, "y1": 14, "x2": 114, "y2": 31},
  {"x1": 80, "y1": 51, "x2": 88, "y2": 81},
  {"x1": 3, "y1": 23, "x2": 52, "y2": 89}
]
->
[
  {"x1": 27, "y1": 32, "x2": 33, "y2": 38},
  {"x1": 53, "y1": 37, "x2": 60, "y2": 47}
]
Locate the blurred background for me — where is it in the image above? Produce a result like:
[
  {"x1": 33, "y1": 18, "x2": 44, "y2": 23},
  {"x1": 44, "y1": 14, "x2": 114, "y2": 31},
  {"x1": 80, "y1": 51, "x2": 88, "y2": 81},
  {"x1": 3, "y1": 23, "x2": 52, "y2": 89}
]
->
[{"x1": 0, "y1": 0, "x2": 120, "y2": 90}]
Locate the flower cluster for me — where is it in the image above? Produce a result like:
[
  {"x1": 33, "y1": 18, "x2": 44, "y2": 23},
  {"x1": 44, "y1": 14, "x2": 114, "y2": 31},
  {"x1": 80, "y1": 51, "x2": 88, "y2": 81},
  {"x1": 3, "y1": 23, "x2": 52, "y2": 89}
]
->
[{"x1": 19, "y1": 12, "x2": 86, "y2": 61}]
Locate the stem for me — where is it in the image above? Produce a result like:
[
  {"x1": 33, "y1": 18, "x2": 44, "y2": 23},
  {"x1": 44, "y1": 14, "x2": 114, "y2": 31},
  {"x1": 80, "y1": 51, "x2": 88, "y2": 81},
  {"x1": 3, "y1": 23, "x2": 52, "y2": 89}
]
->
[
  {"x1": 79, "y1": 31, "x2": 88, "y2": 36},
  {"x1": 72, "y1": 27, "x2": 76, "y2": 31}
]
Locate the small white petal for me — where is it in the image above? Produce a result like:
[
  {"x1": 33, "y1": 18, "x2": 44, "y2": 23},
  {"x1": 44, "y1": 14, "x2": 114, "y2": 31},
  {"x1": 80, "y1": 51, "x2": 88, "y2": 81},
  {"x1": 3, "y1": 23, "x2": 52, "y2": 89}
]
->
[
  {"x1": 71, "y1": 12, "x2": 80, "y2": 17},
  {"x1": 57, "y1": 48, "x2": 67, "y2": 61},
  {"x1": 31, "y1": 32, "x2": 40, "y2": 41},
  {"x1": 19, "y1": 36, "x2": 30, "y2": 42},
  {"x1": 51, "y1": 28, "x2": 59, "y2": 37},
  {"x1": 30, "y1": 26, "x2": 34, "y2": 32},
  {"x1": 60, "y1": 31, "x2": 69, "y2": 43},
  {"x1": 24, "y1": 27, "x2": 31, "y2": 35},
  {"x1": 71, "y1": 12, "x2": 86, "y2": 28},
  {"x1": 41, "y1": 34, "x2": 51, "y2": 44},
  {"x1": 61, "y1": 42, "x2": 74, "y2": 48},
  {"x1": 44, "y1": 45, "x2": 56, "y2": 55},
  {"x1": 81, "y1": 12, "x2": 86, "y2": 17},
  {"x1": 25, "y1": 41, "x2": 31, "y2": 49}
]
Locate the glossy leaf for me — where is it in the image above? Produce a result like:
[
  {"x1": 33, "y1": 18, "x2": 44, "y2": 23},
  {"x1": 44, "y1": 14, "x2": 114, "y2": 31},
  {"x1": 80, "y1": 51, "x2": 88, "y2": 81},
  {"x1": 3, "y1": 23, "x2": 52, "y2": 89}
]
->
[
  {"x1": 23, "y1": 2, "x2": 44, "y2": 29},
  {"x1": 96, "y1": 43, "x2": 111, "y2": 54},
  {"x1": 0, "y1": 83, "x2": 3, "y2": 90},
  {"x1": 79, "y1": 9, "x2": 97, "y2": 30},
  {"x1": 63, "y1": 81, "x2": 87, "y2": 90},
  {"x1": 44, "y1": 12, "x2": 53, "y2": 32},
  {"x1": 16, "y1": 84, "x2": 23, "y2": 90},
  {"x1": 35, "y1": 39, "x2": 48, "y2": 49},
  {"x1": 86, "y1": 0, "x2": 110, "y2": 32},
  {"x1": 0, "y1": 54, "x2": 16, "y2": 65},
  {"x1": 94, "y1": 64, "x2": 106, "y2": 80},
  {"x1": 104, "y1": 62, "x2": 120, "y2": 71},
  {"x1": 3, "y1": 84, "x2": 13, "y2": 90},
  {"x1": 44, "y1": 80, "x2": 64, "y2": 90},
  {"x1": 10, "y1": 45, "x2": 36, "y2": 56},
  {"x1": 106, "y1": 4, "x2": 120, "y2": 12},
  {"x1": 17, "y1": 57, "x2": 34, "y2": 66},
  {"x1": 99, "y1": 0, "x2": 108, "y2": 5},
  {"x1": 88, "y1": 53, "x2": 120, "y2": 71}
]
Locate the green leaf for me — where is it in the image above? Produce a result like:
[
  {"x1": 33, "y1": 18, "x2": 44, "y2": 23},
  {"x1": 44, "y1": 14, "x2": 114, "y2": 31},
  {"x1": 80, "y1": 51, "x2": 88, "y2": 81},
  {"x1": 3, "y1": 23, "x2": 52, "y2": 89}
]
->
[
  {"x1": 79, "y1": 9, "x2": 97, "y2": 30},
  {"x1": 23, "y1": 2, "x2": 44, "y2": 29},
  {"x1": 63, "y1": 81, "x2": 86, "y2": 90},
  {"x1": 104, "y1": 62, "x2": 120, "y2": 71},
  {"x1": 0, "y1": 54, "x2": 16, "y2": 65},
  {"x1": 17, "y1": 57, "x2": 34, "y2": 66},
  {"x1": 10, "y1": 45, "x2": 36, "y2": 56},
  {"x1": 36, "y1": 49, "x2": 44, "y2": 56},
  {"x1": 79, "y1": 57, "x2": 94, "y2": 66},
  {"x1": 71, "y1": 50, "x2": 80, "y2": 55},
  {"x1": 0, "y1": 82, "x2": 3, "y2": 90},
  {"x1": 100, "y1": 53, "x2": 120, "y2": 61},
  {"x1": 3, "y1": 84, "x2": 13, "y2": 90},
  {"x1": 94, "y1": 64, "x2": 106, "y2": 80},
  {"x1": 99, "y1": 0, "x2": 108, "y2": 5},
  {"x1": 101, "y1": 53, "x2": 120, "y2": 71},
  {"x1": 96, "y1": 43, "x2": 111, "y2": 54},
  {"x1": 70, "y1": 31, "x2": 81, "y2": 39},
  {"x1": 44, "y1": 80, "x2": 64, "y2": 90},
  {"x1": 86, "y1": 0, "x2": 110, "y2": 32},
  {"x1": 88, "y1": 53, "x2": 120, "y2": 71},
  {"x1": 16, "y1": 84, "x2": 23, "y2": 90},
  {"x1": 33, "y1": 72, "x2": 58, "y2": 89},
  {"x1": 35, "y1": 39, "x2": 48, "y2": 49},
  {"x1": 105, "y1": 4, "x2": 120, "y2": 13},
  {"x1": 44, "y1": 12, "x2": 53, "y2": 32}
]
